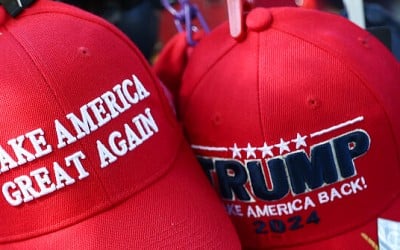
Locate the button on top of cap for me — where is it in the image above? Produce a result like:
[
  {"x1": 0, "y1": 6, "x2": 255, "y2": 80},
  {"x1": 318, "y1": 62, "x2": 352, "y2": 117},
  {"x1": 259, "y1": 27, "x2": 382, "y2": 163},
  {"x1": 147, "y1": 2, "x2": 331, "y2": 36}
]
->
[{"x1": 246, "y1": 8, "x2": 272, "y2": 32}]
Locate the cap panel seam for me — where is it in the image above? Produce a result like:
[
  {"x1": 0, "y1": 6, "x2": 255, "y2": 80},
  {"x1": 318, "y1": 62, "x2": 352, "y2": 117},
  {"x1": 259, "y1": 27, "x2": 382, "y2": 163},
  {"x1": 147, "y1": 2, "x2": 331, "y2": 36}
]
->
[
  {"x1": 0, "y1": 28, "x2": 183, "y2": 242},
  {"x1": 272, "y1": 26, "x2": 400, "y2": 160},
  {"x1": 268, "y1": 26, "x2": 400, "y2": 245},
  {"x1": 4, "y1": 23, "x2": 112, "y2": 203},
  {"x1": 5, "y1": 9, "x2": 182, "y2": 202},
  {"x1": 256, "y1": 31, "x2": 267, "y2": 143},
  {"x1": 180, "y1": 41, "x2": 238, "y2": 120},
  {"x1": 18, "y1": 4, "x2": 179, "y2": 127}
]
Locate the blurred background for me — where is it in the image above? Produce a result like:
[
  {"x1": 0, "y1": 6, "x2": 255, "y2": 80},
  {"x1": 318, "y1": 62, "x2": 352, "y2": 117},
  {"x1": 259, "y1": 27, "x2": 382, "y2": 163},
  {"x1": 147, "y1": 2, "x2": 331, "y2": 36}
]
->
[{"x1": 59, "y1": 0, "x2": 400, "y2": 61}]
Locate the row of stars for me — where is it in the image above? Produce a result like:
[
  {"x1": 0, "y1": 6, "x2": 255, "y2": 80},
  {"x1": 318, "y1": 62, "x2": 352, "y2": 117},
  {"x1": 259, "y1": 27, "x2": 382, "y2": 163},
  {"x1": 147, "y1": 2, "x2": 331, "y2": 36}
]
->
[
  {"x1": 229, "y1": 133, "x2": 307, "y2": 159},
  {"x1": 192, "y1": 117, "x2": 365, "y2": 159}
]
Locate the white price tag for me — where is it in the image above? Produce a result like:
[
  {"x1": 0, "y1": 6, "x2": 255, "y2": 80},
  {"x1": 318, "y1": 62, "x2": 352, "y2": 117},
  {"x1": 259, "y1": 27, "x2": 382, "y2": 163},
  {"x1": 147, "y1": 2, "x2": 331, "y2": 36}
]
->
[{"x1": 378, "y1": 218, "x2": 400, "y2": 250}]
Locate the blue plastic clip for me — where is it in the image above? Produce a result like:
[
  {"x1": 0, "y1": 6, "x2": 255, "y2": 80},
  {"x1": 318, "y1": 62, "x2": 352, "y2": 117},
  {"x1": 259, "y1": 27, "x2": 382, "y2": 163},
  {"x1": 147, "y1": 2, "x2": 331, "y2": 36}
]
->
[{"x1": 161, "y1": 0, "x2": 210, "y2": 46}]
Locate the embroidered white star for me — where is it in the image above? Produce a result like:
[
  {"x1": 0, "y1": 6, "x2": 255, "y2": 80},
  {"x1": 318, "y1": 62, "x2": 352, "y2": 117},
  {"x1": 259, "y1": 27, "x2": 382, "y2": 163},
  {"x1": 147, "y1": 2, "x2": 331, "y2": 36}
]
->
[
  {"x1": 229, "y1": 143, "x2": 242, "y2": 159},
  {"x1": 258, "y1": 142, "x2": 274, "y2": 158},
  {"x1": 275, "y1": 138, "x2": 290, "y2": 154},
  {"x1": 291, "y1": 133, "x2": 307, "y2": 149},
  {"x1": 245, "y1": 143, "x2": 257, "y2": 159}
]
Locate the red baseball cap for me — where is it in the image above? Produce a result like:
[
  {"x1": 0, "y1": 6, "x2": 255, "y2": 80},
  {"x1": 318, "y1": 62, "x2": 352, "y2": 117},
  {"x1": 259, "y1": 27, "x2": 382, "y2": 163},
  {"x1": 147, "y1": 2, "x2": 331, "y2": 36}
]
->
[
  {"x1": 254, "y1": 0, "x2": 297, "y2": 7},
  {"x1": 0, "y1": 0, "x2": 241, "y2": 248},
  {"x1": 177, "y1": 7, "x2": 400, "y2": 249}
]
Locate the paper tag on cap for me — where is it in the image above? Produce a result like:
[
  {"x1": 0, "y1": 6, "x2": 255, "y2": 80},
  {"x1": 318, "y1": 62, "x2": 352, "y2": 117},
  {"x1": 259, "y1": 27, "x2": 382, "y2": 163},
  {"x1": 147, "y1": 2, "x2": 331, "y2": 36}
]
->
[
  {"x1": 378, "y1": 218, "x2": 400, "y2": 250},
  {"x1": 226, "y1": 0, "x2": 244, "y2": 39}
]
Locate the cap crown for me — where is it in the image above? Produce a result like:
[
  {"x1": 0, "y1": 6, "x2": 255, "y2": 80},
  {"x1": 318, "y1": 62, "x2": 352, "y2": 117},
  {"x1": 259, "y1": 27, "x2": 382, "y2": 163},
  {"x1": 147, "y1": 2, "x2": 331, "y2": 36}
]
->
[
  {"x1": 0, "y1": 0, "x2": 181, "y2": 242},
  {"x1": 179, "y1": 7, "x2": 400, "y2": 248}
]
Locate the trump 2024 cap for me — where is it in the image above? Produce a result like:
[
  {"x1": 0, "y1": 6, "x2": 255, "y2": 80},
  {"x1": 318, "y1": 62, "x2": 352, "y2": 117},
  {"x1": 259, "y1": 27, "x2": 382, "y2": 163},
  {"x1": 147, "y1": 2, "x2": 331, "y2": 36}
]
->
[
  {"x1": 0, "y1": 0, "x2": 241, "y2": 248},
  {"x1": 177, "y1": 7, "x2": 400, "y2": 249}
]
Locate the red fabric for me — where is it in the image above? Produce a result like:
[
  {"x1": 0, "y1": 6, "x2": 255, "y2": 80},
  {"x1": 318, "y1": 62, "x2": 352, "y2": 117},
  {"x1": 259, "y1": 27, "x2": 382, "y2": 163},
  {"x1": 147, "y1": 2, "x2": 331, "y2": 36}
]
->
[
  {"x1": 178, "y1": 6, "x2": 400, "y2": 249},
  {"x1": 255, "y1": 0, "x2": 297, "y2": 7},
  {"x1": 0, "y1": 1, "x2": 240, "y2": 248},
  {"x1": 153, "y1": 30, "x2": 206, "y2": 111}
]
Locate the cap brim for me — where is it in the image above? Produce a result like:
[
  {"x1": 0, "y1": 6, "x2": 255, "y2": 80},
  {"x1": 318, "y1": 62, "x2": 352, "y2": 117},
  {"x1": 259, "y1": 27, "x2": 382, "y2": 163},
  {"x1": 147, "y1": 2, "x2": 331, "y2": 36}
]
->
[{"x1": 4, "y1": 141, "x2": 240, "y2": 249}]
